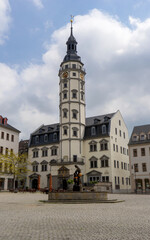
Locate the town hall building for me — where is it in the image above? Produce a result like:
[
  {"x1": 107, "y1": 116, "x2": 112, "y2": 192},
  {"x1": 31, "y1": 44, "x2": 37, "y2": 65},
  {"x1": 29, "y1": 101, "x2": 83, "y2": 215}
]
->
[{"x1": 27, "y1": 20, "x2": 130, "y2": 192}]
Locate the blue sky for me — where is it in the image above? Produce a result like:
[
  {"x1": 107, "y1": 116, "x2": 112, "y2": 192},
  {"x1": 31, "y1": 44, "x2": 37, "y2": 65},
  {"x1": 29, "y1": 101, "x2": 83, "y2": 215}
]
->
[
  {"x1": 2, "y1": 0, "x2": 150, "y2": 65},
  {"x1": 1, "y1": 0, "x2": 150, "y2": 139}
]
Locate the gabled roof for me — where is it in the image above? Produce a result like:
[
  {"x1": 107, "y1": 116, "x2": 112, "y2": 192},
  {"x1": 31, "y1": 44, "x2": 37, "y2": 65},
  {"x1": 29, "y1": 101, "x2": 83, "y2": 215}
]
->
[
  {"x1": 129, "y1": 124, "x2": 150, "y2": 145},
  {"x1": 0, "y1": 123, "x2": 20, "y2": 133}
]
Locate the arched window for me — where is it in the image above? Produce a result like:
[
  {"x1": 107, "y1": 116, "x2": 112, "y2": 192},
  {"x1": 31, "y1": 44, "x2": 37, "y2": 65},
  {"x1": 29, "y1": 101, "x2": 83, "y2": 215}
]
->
[
  {"x1": 102, "y1": 125, "x2": 106, "y2": 134},
  {"x1": 53, "y1": 133, "x2": 57, "y2": 140},
  {"x1": 91, "y1": 126, "x2": 96, "y2": 136},
  {"x1": 44, "y1": 134, "x2": 48, "y2": 142},
  {"x1": 35, "y1": 136, "x2": 39, "y2": 143}
]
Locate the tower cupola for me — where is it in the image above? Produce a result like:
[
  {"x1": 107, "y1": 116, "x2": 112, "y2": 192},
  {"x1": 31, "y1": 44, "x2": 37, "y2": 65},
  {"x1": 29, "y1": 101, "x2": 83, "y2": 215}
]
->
[{"x1": 63, "y1": 18, "x2": 81, "y2": 62}]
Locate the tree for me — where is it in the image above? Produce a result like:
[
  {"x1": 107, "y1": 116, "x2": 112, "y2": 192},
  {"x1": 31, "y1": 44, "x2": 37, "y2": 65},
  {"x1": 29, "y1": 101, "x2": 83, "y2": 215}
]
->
[{"x1": 0, "y1": 151, "x2": 30, "y2": 190}]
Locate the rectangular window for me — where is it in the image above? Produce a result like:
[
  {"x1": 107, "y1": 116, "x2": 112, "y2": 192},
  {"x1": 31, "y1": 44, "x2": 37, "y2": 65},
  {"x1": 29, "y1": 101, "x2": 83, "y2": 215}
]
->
[
  {"x1": 6, "y1": 133, "x2": 9, "y2": 140},
  {"x1": 1, "y1": 132, "x2": 4, "y2": 139},
  {"x1": 72, "y1": 64, "x2": 76, "y2": 69},
  {"x1": 64, "y1": 82, "x2": 67, "y2": 88},
  {"x1": 122, "y1": 177, "x2": 124, "y2": 185},
  {"x1": 33, "y1": 151, "x2": 38, "y2": 158},
  {"x1": 120, "y1": 146, "x2": 122, "y2": 154},
  {"x1": 121, "y1": 162, "x2": 123, "y2": 169},
  {"x1": 63, "y1": 93, "x2": 67, "y2": 99},
  {"x1": 141, "y1": 148, "x2": 145, "y2": 156},
  {"x1": 72, "y1": 92, "x2": 77, "y2": 99},
  {"x1": 0, "y1": 146, "x2": 3, "y2": 154},
  {"x1": 11, "y1": 135, "x2": 14, "y2": 142},
  {"x1": 118, "y1": 177, "x2": 120, "y2": 185},
  {"x1": 133, "y1": 149, "x2": 137, "y2": 157},
  {"x1": 115, "y1": 128, "x2": 117, "y2": 135},
  {"x1": 117, "y1": 161, "x2": 119, "y2": 168},
  {"x1": 123, "y1": 132, "x2": 125, "y2": 139},
  {"x1": 90, "y1": 160, "x2": 97, "y2": 168},
  {"x1": 114, "y1": 160, "x2": 116, "y2": 168},
  {"x1": 116, "y1": 145, "x2": 118, "y2": 152},
  {"x1": 42, "y1": 149, "x2": 48, "y2": 157},
  {"x1": 115, "y1": 176, "x2": 117, "y2": 185},
  {"x1": 73, "y1": 72, "x2": 76, "y2": 76},
  {"x1": 33, "y1": 165, "x2": 38, "y2": 172},
  {"x1": 142, "y1": 163, "x2": 147, "y2": 172},
  {"x1": 73, "y1": 155, "x2": 77, "y2": 162},
  {"x1": 113, "y1": 144, "x2": 115, "y2": 151},
  {"x1": 123, "y1": 148, "x2": 126, "y2": 155},
  {"x1": 5, "y1": 148, "x2": 8, "y2": 155},
  {"x1": 119, "y1": 120, "x2": 121, "y2": 126},
  {"x1": 64, "y1": 128, "x2": 67, "y2": 135},
  {"x1": 51, "y1": 148, "x2": 57, "y2": 156},
  {"x1": 134, "y1": 164, "x2": 138, "y2": 172},
  {"x1": 41, "y1": 164, "x2": 47, "y2": 172},
  {"x1": 119, "y1": 130, "x2": 122, "y2": 137}
]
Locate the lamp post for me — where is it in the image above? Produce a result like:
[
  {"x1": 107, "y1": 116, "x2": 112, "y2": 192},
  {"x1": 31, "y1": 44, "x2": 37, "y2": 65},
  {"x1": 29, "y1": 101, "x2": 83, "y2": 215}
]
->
[{"x1": 49, "y1": 164, "x2": 52, "y2": 192}]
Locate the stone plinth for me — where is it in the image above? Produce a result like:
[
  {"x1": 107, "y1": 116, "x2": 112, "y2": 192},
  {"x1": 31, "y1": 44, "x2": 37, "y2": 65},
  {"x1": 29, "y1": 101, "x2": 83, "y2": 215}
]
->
[{"x1": 48, "y1": 192, "x2": 108, "y2": 202}]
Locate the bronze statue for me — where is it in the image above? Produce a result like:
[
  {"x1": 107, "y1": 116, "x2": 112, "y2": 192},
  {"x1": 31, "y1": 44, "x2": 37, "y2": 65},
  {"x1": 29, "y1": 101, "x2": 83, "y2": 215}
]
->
[{"x1": 73, "y1": 165, "x2": 82, "y2": 191}]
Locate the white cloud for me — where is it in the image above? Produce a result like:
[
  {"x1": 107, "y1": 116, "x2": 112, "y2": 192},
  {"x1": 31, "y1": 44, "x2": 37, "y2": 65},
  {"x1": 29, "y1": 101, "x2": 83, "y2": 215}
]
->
[
  {"x1": 0, "y1": 0, "x2": 11, "y2": 44},
  {"x1": 30, "y1": 0, "x2": 44, "y2": 9},
  {"x1": 2, "y1": 9, "x2": 150, "y2": 138}
]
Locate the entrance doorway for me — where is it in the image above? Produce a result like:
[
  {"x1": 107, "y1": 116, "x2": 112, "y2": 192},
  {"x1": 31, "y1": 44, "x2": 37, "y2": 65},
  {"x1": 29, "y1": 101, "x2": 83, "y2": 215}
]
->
[
  {"x1": 32, "y1": 179, "x2": 38, "y2": 189},
  {"x1": 62, "y1": 179, "x2": 67, "y2": 190}
]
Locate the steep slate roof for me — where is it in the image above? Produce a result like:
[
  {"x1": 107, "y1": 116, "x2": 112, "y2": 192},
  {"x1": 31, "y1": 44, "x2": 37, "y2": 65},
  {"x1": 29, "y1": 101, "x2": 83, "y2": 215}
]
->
[
  {"x1": 0, "y1": 123, "x2": 20, "y2": 133},
  {"x1": 85, "y1": 112, "x2": 115, "y2": 126},
  {"x1": 31, "y1": 123, "x2": 59, "y2": 136},
  {"x1": 129, "y1": 124, "x2": 150, "y2": 145}
]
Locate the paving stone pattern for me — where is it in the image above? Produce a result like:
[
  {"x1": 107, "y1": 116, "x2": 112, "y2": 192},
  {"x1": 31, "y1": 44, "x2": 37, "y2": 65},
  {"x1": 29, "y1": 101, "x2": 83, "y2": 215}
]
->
[{"x1": 0, "y1": 193, "x2": 150, "y2": 240}]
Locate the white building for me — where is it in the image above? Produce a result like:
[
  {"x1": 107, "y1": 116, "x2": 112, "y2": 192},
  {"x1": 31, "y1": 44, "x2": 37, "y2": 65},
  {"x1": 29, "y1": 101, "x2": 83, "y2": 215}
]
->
[
  {"x1": 0, "y1": 115, "x2": 20, "y2": 190},
  {"x1": 27, "y1": 21, "x2": 130, "y2": 192},
  {"x1": 129, "y1": 125, "x2": 150, "y2": 193}
]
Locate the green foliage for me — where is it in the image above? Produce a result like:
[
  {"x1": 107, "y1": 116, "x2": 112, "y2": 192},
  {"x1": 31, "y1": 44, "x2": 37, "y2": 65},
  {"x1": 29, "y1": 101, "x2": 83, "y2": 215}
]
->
[
  {"x1": 0, "y1": 151, "x2": 31, "y2": 188},
  {"x1": 67, "y1": 179, "x2": 74, "y2": 184},
  {"x1": 89, "y1": 181, "x2": 98, "y2": 185}
]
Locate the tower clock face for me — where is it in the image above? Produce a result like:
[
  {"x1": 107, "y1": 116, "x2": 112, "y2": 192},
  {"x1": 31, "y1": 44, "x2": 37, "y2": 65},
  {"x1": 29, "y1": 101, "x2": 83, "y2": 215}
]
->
[
  {"x1": 80, "y1": 73, "x2": 84, "y2": 80},
  {"x1": 63, "y1": 72, "x2": 68, "y2": 78}
]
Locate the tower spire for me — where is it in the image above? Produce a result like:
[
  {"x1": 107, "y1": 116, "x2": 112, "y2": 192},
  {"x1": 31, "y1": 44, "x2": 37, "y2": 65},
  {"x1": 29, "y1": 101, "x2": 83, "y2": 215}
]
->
[
  {"x1": 70, "y1": 15, "x2": 74, "y2": 36},
  {"x1": 63, "y1": 16, "x2": 81, "y2": 62}
]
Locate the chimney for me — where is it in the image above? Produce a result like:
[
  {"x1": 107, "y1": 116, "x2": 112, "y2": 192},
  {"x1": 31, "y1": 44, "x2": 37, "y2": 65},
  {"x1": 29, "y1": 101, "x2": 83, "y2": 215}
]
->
[
  {"x1": 0, "y1": 116, "x2": 2, "y2": 124},
  {"x1": 4, "y1": 117, "x2": 8, "y2": 125}
]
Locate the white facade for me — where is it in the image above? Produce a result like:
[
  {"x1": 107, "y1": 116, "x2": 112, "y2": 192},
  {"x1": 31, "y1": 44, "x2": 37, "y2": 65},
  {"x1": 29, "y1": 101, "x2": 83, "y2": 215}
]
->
[
  {"x1": 0, "y1": 116, "x2": 20, "y2": 190},
  {"x1": 129, "y1": 125, "x2": 150, "y2": 193},
  {"x1": 27, "y1": 22, "x2": 130, "y2": 192}
]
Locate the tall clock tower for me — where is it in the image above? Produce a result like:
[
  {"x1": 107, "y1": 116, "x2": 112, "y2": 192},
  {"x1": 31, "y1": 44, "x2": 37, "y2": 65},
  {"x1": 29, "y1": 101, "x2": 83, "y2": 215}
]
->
[{"x1": 58, "y1": 19, "x2": 86, "y2": 163}]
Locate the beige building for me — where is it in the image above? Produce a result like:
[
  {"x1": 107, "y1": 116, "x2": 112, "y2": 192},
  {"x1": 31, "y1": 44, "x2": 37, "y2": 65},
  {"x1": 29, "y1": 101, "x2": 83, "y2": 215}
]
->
[
  {"x1": 27, "y1": 21, "x2": 130, "y2": 192},
  {"x1": 0, "y1": 115, "x2": 20, "y2": 190},
  {"x1": 129, "y1": 125, "x2": 150, "y2": 193}
]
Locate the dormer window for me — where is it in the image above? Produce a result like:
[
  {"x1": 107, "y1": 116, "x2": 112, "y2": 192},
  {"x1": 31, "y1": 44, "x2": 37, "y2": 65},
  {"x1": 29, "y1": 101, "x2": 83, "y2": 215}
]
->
[
  {"x1": 102, "y1": 125, "x2": 106, "y2": 134},
  {"x1": 91, "y1": 126, "x2": 96, "y2": 136},
  {"x1": 53, "y1": 133, "x2": 57, "y2": 141},
  {"x1": 35, "y1": 136, "x2": 39, "y2": 143},
  {"x1": 94, "y1": 119, "x2": 100, "y2": 124},
  {"x1": 44, "y1": 134, "x2": 48, "y2": 142},
  {"x1": 140, "y1": 134, "x2": 145, "y2": 141},
  {"x1": 132, "y1": 135, "x2": 137, "y2": 141}
]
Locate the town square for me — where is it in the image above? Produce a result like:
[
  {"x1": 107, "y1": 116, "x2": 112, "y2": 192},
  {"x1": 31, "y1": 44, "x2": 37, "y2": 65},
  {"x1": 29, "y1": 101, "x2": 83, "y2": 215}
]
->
[{"x1": 0, "y1": 192, "x2": 150, "y2": 240}]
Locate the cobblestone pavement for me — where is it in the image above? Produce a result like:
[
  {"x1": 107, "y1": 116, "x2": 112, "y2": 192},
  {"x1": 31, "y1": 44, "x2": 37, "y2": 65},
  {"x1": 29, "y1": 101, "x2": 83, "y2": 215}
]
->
[{"x1": 0, "y1": 192, "x2": 150, "y2": 240}]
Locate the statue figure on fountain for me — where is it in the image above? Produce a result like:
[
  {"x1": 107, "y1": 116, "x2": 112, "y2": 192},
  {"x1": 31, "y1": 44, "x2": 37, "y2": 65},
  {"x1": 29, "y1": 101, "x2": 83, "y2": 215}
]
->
[{"x1": 73, "y1": 165, "x2": 82, "y2": 191}]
